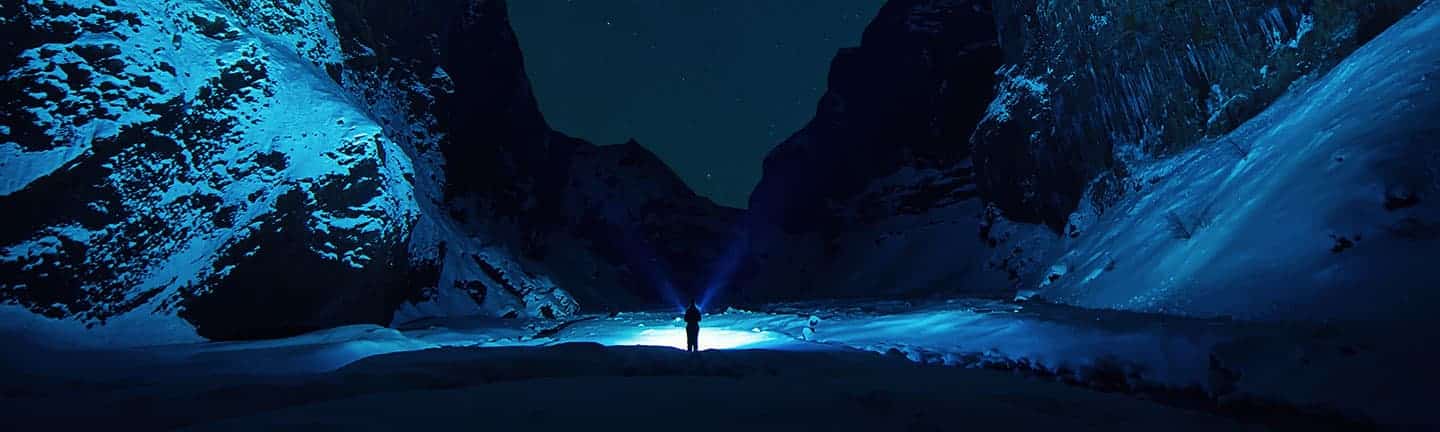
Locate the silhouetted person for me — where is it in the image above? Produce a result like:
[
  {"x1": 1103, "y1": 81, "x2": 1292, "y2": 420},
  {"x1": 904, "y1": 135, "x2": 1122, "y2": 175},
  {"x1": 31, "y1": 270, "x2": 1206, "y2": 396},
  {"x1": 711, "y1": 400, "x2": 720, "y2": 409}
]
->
[{"x1": 684, "y1": 300, "x2": 701, "y2": 352}]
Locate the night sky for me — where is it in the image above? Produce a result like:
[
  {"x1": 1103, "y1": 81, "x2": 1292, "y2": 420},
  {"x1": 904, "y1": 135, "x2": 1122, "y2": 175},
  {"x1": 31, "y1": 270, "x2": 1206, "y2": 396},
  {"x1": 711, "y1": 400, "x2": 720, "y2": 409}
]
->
[{"x1": 509, "y1": 0, "x2": 885, "y2": 208}]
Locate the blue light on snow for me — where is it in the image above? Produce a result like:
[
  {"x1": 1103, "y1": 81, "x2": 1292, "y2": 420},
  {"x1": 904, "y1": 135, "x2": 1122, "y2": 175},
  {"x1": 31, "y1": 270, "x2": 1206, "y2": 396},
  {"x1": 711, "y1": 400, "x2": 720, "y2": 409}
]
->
[{"x1": 611, "y1": 327, "x2": 773, "y2": 350}]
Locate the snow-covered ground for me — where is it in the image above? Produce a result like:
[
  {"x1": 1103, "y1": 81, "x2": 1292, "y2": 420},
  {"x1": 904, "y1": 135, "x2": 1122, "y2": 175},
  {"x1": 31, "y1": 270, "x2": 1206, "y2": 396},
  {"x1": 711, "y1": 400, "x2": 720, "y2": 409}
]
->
[
  {"x1": 3, "y1": 340, "x2": 1254, "y2": 431},
  {"x1": 563, "y1": 301, "x2": 1439, "y2": 426},
  {"x1": 1036, "y1": 0, "x2": 1440, "y2": 323},
  {"x1": 6, "y1": 299, "x2": 1431, "y2": 427}
]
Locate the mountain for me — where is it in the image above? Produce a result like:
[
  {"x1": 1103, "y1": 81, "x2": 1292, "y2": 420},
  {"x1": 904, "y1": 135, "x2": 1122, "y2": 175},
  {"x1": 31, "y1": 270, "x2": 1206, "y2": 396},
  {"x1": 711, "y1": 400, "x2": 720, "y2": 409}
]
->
[
  {"x1": 327, "y1": 0, "x2": 740, "y2": 315},
  {"x1": 1028, "y1": 1, "x2": 1440, "y2": 321},
  {"x1": 0, "y1": 0, "x2": 735, "y2": 343},
  {"x1": 3, "y1": 0, "x2": 1432, "y2": 344},
  {"x1": 737, "y1": 0, "x2": 1434, "y2": 324},
  {"x1": 739, "y1": 0, "x2": 1014, "y2": 302},
  {"x1": 974, "y1": 0, "x2": 1421, "y2": 230}
]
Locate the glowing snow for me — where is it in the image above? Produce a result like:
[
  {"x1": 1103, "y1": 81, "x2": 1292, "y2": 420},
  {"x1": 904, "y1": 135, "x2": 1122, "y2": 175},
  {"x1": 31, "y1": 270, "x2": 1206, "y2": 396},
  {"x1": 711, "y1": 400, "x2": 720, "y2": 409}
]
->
[{"x1": 610, "y1": 327, "x2": 776, "y2": 350}]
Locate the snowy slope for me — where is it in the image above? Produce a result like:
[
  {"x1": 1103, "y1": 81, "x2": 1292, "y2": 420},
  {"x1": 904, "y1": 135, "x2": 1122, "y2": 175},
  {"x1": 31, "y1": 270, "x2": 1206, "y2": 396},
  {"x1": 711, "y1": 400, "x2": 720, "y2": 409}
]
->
[
  {"x1": 1034, "y1": 0, "x2": 1440, "y2": 322},
  {"x1": 0, "y1": 0, "x2": 418, "y2": 342},
  {"x1": 0, "y1": 0, "x2": 736, "y2": 344},
  {"x1": 0, "y1": 0, "x2": 581, "y2": 344},
  {"x1": 737, "y1": 0, "x2": 1423, "y2": 304},
  {"x1": 974, "y1": 0, "x2": 1421, "y2": 228}
]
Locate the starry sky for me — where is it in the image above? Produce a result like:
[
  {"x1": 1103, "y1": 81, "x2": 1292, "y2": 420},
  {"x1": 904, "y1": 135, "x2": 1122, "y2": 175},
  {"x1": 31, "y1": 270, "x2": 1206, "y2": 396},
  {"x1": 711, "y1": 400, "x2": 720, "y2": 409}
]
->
[{"x1": 508, "y1": 0, "x2": 885, "y2": 209}]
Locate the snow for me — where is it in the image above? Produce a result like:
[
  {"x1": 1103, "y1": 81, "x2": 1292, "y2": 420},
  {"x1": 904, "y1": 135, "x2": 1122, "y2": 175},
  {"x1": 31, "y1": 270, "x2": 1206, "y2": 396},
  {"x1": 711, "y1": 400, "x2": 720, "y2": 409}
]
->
[
  {"x1": 2, "y1": 340, "x2": 1247, "y2": 431},
  {"x1": 6, "y1": 298, "x2": 1431, "y2": 425},
  {"x1": 977, "y1": 65, "x2": 1049, "y2": 126},
  {"x1": 2, "y1": 1, "x2": 1434, "y2": 426},
  {"x1": 1037, "y1": 0, "x2": 1440, "y2": 323},
  {"x1": 613, "y1": 327, "x2": 776, "y2": 350},
  {"x1": 0, "y1": 140, "x2": 90, "y2": 197},
  {"x1": 0, "y1": 303, "x2": 200, "y2": 350},
  {"x1": 2, "y1": 0, "x2": 429, "y2": 335},
  {"x1": 1, "y1": 224, "x2": 94, "y2": 267},
  {"x1": 1290, "y1": 14, "x2": 1315, "y2": 49}
]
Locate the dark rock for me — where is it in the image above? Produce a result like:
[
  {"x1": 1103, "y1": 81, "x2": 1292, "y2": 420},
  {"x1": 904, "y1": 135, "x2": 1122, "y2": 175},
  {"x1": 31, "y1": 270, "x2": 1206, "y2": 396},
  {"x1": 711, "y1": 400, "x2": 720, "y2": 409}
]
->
[
  {"x1": 748, "y1": 0, "x2": 1001, "y2": 234},
  {"x1": 1, "y1": 0, "x2": 732, "y2": 340},
  {"x1": 739, "y1": 0, "x2": 1006, "y2": 301},
  {"x1": 973, "y1": 0, "x2": 1421, "y2": 229},
  {"x1": 328, "y1": 0, "x2": 740, "y2": 311}
]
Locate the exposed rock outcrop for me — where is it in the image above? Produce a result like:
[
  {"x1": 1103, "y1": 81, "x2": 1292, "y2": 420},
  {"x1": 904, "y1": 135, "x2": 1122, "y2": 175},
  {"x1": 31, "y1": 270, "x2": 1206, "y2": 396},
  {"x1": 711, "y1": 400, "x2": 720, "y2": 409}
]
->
[
  {"x1": 739, "y1": 0, "x2": 1012, "y2": 301},
  {"x1": 1031, "y1": 2, "x2": 1440, "y2": 322},
  {"x1": 329, "y1": 0, "x2": 740, "y2": 314},
  {"x1": 0, "y1": 0, "x2": 734, "y2": 342},
  {"x1": 974, "y1": 0, "x2": 1421, "y2": 229},
  {"x1": 737, "y1": 0, "x2": 1428, "y2": 314},
  {"x1": 0, "y1": 0, "x2": 425, "y2": 340}
]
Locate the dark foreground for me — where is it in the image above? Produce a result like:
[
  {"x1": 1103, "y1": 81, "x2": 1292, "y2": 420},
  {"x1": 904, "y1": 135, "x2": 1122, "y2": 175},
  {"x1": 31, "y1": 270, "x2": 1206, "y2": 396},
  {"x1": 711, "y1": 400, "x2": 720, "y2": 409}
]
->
[{"x1": 0, "y1": 343, "x2": 1265, "y2": 431}]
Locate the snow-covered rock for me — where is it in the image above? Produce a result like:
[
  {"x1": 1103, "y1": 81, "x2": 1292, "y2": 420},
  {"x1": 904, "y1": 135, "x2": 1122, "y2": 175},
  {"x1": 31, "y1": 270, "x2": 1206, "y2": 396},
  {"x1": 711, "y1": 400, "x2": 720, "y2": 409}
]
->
[
  {"x1": 738, "y1": 0, "x2": 1430, "y2": 326},
  {"x1": 1035, "y1": 1, "x2": 1440, "y2": 322},
  {"x1": 974, "y1": 0, "x2": 1421, "y2": 228},
  {"x1": 0, "y1": 0, "x2": 734, "y2": 343},
  {"x1": 327, "y1": 0, "x2": 740, "y2": 315},
  {"x1": 1, "y1": 0, "x2": 423, "y2": 341}
]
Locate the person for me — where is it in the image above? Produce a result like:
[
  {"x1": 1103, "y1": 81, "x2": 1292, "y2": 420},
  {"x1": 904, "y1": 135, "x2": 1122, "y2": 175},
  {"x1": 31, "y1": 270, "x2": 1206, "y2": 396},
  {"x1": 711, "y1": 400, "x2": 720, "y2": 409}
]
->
[{"x1": 684, "y1": 300, "x2": 702, "y2": 352}]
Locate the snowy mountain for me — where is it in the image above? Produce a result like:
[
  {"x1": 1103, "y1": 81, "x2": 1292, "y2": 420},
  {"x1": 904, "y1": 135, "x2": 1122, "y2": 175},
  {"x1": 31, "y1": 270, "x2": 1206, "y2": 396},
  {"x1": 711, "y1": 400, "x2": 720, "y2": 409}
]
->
[
  {"x1": 2, "y1": 0, "x2": 1432, "y2": 345},
  {"x1": 325, "y1": 0, "x2": 739, "y2": 319},
  {"x1": 974, "y1": 0, "x2": 1421, "y2": 229},
  {"x1": 1, "y1": 0, "x2": 427, "y2": 342},
  {"x1": 738, "y1": 0, "x2": 1434, "y2": 324},
  {"x1": 1031, "y1": 1, "x2": 1440, "y2": 322},
  {"x1": 0, "y1": 0, "x2": 736, "y2": 343}
]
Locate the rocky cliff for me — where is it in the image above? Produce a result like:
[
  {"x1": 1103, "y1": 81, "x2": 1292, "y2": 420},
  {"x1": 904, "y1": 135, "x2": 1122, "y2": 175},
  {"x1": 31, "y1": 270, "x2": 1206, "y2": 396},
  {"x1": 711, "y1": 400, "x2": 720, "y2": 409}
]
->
[
  {"x1": 0, "y1": 0, "x2": 734, "y2": 343},
  {"x1": 3, "y1": 0, "x2": 1430, "y2": 343},
  {"x1": 739, "y1": 0, "x2": 1015, "y2": 302},
  {"x1": 1030, "y1": 2, "x2": 1440, "y2": 322},
  {"x1": 974, "y1": 0, "x2": 1421, "y2": 229},
  {"x1": 0, "y1": 0, "x2": 429, "y2": 341},
  {"x1": 738, "y1": 0, "x2": 1431, "y2": 320},
  {"x1": 328, "y1": 0, "x2": 739, "y2": 315}
]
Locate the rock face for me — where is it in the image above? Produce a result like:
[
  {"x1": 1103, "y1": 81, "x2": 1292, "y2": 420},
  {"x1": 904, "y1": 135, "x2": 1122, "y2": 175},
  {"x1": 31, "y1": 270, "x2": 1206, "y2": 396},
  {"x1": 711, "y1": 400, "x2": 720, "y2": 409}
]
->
[
  {"x1": 738, "y1": 0, "x2": 1428, "y2": 316},
  {"x1": 1031, "y1": 2, "x2": 1440, "y2": 322},
  {"x1": 328, "y1": 0, "x2": 740, "y2": 314},
  {"x1": 0, "y1": 0, "x2": 425, "y2": 341},
  {"x1": 3, "y1": 0, "x2": 1428, "y2": 342},
  {"x1": 549, "y1": 139, "x2": 743, "y2": 310},
  {"x1": 739, "y1": 0, "x2": 1013, "y2": 301},
  {"x1": 0, "y1": 0, "x2": 734, "y2": 342},
  {"x1": 973, "y1": 0, "x2": 1421, "y2": 229}
]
